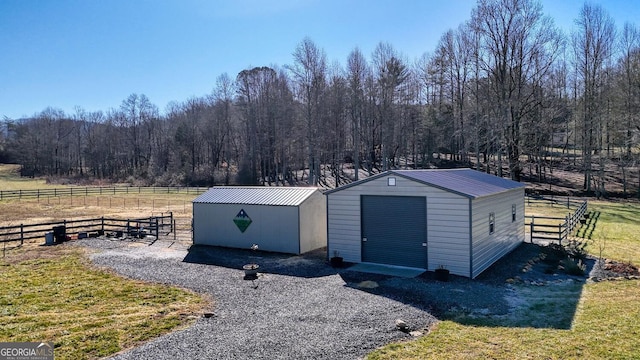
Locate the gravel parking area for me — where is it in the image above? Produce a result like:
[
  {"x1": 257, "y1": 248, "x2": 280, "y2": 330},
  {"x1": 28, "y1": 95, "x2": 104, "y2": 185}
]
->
[
  {"x1": 70, "y1": 238, "x2": 609, "y2": 359},
  {"x1": 74, "y1": 239, "x2": 449, "y2": 360}
]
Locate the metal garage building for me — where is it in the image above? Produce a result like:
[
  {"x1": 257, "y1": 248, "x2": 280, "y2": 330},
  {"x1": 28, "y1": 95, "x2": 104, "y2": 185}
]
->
[
  {"x1": 325, "y1": 169, "x2": 525, "y2": 278},
  {"x1": 192, "y1": 187, "x2": 326, "y2": 254}
]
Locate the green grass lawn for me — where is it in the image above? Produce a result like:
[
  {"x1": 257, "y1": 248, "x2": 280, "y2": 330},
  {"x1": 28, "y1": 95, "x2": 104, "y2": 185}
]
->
[
  {"x1": 368, "y1": 199, "x2": 640, "y2": 360},
  {"x1": 369, "y1": 279, "x2": 640, "y2": 359},
  {"x1": 0, "y1": 165, "x2": 207, "y2": 359},
  {"x1": 0, "y1": 246, "x2": 208, "y2": 360},
  {"x1": 578, "y1": 200, "x2": 640, "y2": 264}
]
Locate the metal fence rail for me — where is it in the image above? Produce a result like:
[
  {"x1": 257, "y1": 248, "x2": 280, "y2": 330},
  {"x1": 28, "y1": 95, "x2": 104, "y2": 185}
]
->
[
  {"x1": 0, "y1": 213, "x2": 174, "y2": 246},
  {"x1": 525, "y1": 200, "x2": 588, "y2": 244},
  {"x1": 0, "y1": 186, "x2": 208, "y2": 201}
]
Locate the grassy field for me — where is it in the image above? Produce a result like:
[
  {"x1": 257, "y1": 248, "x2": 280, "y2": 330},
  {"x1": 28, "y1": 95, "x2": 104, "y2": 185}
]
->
[
  {"x1": 0, "y1": 194, "x2": 196, "y2": 224},
  {"x1": 0, "y1": 246, "x2": 208, "y2": 360},
  {"x1": 0, "y1": 164, "x2": 52, "y2": 190},
  {"x1": 525, "y1": 198, "x2": 640, "y2": 262},
  {"x1": 0, "y1": 164, "x2": 197, "y2": 221},
  {"x1": 368, "y1": 279, "x2": 640, "y2": 359},
  {"x1": 525, "y1": 198, "x2": 583, "y2": 218},
  {"x1": 0, "y1": 166, "x2": 208, "y2": 359},
  {"x1": 0, "y1": 164, "x2": 198, "y2": 241},
  {"x1": 580, "y1": 200, "x2": 640, "y2": 264},
  {"x1": 368, "y1": 199, "x2": 640, "y2": 360}
]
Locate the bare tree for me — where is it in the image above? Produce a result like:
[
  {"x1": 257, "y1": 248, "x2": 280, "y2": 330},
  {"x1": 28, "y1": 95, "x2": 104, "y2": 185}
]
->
[
  {"x1": 236, "y1": 67, "x2": 276, "y2": 184},
  {"x1": 289, "y1": 37, "x2": 327, "y2": 185},
  {"x1": 611, "y1": 22, "x2": 640, "y2": 196},
  {"x1": 619, "y1": 23, "x2": 640, "y2": 154},
  {"x1": 211, "y1": 73, "x2": 235, "y2": 184},
  {"x1": 372, "y1": 42, "x2": 409, "y2": 170},
  {"x1": 0, "y1": 118, "x2": 9, "y2": 163},
  {"x1": 472, "y1": 0, "x2": 563, "y2": 181},
  {"x1": 437, "y1": 23, "x2": 473, "y2": 163},
  {"x1": 572, "y1": 3, "x2": 616, "y2": 194},
  {"x1": 119, "y1": 93, "x2": 158, "y2": 175},
  {"x1": 324, "y1": 61, "x2": 349, "y2": 186},
  {"x1": 346, "y1": 47, "x2": 369, "y2": 181}
]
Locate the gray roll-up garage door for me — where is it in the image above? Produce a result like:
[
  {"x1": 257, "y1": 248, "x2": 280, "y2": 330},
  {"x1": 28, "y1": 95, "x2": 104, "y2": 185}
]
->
[{"x1": 361, "y1": 195, "x2": 427, "y2": 268}]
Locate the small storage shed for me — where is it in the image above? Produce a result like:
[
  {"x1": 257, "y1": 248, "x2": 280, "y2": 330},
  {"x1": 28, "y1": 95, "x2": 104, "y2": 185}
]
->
[
  {"x1": 326, "y1": 169, "x2": 525, "y2": 278},
  {"x1": 193, "y1": 187, "x2": 326, "y2": 254}
]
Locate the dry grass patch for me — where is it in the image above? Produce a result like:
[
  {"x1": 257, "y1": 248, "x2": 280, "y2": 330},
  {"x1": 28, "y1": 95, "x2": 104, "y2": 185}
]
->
[
  {"x1": 0, "y1": 163, "x2": 197, "y2": 225},
  {"x1": 525, "y1": 198, "x2": 580, "y2": 219},
  {"x1": 0, "y1": 194, "x2": 196, "y2": 225},
  {"x1": 0, "y1": 164, "x2": 51, "y2": 190},
  {"x1": 0, "y1": 245, "x2": 208, "y2": 360}
]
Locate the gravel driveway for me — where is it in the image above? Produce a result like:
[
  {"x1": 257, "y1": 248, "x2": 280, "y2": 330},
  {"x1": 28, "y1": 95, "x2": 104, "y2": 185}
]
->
[{"x1": 73, "y1": 239, "x2": 454, "y2": 360}]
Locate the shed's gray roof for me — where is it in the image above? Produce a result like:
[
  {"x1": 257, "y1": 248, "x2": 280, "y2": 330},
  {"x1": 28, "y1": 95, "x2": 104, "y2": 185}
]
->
[
  {"x1": 326, "y1": 168, "x2": 524, "y2": 198},
  {"x1": 193, "y1": 187, "x2": 320, "y2": 206}
]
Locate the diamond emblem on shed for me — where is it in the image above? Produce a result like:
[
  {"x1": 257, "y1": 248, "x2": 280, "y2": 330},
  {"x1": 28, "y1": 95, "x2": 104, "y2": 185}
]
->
[{"x1": 233, "y1": 209, "x2": 252, "y2": 233}]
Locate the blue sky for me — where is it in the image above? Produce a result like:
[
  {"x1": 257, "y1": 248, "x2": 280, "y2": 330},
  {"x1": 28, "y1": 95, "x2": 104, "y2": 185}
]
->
[{"x1": 1, "y1": 0, "x2": 638, "y2": 119}]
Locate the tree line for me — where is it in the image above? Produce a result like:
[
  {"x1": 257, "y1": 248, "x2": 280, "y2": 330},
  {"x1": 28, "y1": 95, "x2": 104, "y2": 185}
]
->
[{"x1": 1, "y1": 0, "x2": 639, "y2": 195}]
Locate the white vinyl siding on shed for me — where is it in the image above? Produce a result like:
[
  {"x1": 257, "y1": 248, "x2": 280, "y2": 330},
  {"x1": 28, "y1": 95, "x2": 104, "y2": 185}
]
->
[
  {"x1": 470, "y1": 188, "x2": 525, "y2": 278},
  {"x1": 327, "y1": 174, "x2": 470, "y2": 276}
]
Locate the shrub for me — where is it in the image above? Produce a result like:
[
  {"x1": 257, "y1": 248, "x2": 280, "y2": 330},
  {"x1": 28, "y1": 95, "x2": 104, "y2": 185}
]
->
[
  {"x1": 541, "y1": 242, "x2": 589, "y2": 276},
  {"x1": 541, "y1": 244, "x2": 565, "y2": 263},
  {"x1": 561, "y1": 258, "x2": 586, "y2": 276},
  {"x1": 564, "y1": 240, "x2": 588, "y2": 261}
]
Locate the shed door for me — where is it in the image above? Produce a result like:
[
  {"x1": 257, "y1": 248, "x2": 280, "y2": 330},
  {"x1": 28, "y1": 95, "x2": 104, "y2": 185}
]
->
[{"x1": 361, "y1": 195, "x2": 427, "y2": 268}]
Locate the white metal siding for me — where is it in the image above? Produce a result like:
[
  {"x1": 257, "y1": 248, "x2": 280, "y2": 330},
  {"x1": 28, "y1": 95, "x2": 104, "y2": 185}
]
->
[
  {"x1": 298, "y1": 191, "x2": 327, "y2": 254},
  {"x1": 471, "y1": 188, "x2": 525, "y2": 278},
  {"x1": 327, "y1": 174, "x2": 470, "y2": 276},
  {"x1": 193, "y1": 203, "x2": 300, "y2": 254}
]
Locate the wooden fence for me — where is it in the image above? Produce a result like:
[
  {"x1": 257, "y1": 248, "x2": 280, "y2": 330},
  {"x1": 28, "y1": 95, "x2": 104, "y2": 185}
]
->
[
  {"x1": 0, "y1": 186, "x2": 208, "y2": 201},
  {"x1": 525, "y1": 194, "x2": 586, "y2": 209},
  {"x1": 28, "y1": 195, "x2": 193, "y2": 214},
  {"x1": 525, "y1": 200, "x2": 588, "y2": 244},
  {"x1": 0, "y1": 213, "x2": 174, "y2": 246}
]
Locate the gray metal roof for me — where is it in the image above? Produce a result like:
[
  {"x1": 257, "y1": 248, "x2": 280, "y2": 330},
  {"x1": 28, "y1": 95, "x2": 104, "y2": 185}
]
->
[
  {"x1": 193, "y1": 187, "x2": 320, "y2": 206},
  {"x1": 326, "y1": 168, "x2": 524, "y2": 198}
]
